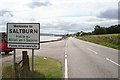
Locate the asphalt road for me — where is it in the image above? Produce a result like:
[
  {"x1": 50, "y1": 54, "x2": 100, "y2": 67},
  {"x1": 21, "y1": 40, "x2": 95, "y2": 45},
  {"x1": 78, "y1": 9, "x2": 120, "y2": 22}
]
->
[
  {"x1": 1, "y1": 37, "x2": 119, "y2": 79},
  {"x1": 66, "y1": 37, "x2": 119, "y2": 78},
  {"x1": 1, "y1": 39, "x2": 66, "y2": 64}
]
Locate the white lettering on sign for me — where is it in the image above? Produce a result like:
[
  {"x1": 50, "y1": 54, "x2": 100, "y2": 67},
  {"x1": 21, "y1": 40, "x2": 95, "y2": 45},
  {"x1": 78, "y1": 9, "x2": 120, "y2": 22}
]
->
[
  {"x1": 7, "y1": 23, "x2": 40, "y2": 49},
  {"x1": 7, "y1": 44, "x2": 39, "y2": 49}
]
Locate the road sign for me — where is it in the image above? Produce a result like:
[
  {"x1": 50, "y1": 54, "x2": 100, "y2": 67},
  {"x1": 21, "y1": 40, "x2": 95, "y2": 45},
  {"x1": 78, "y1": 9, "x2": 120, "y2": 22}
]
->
[{"x1": 7, "y1": 23, "x2": 40, "y2": 49}]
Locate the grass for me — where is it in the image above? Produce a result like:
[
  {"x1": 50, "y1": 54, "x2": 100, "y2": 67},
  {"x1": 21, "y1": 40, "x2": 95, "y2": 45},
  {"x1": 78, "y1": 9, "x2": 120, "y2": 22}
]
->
[
  {"x1": 2, "y1": 56, "x2": 63, "y2": 79},
  {"x1": 30, "y1": 57, "x2": 62, "y2": 78},
  {"x1": 77, "y1": 34, "x2": 120, "y2": 50}
]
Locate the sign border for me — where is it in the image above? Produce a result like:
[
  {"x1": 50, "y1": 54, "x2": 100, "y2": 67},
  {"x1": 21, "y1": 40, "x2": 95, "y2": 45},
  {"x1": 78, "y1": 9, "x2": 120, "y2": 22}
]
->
[
  {"x1": 7, "y1": 23, "x2": 40, "y2": 49},
  {"x1": 7, "y1": 43, "x2": 40, "y2": 49}
]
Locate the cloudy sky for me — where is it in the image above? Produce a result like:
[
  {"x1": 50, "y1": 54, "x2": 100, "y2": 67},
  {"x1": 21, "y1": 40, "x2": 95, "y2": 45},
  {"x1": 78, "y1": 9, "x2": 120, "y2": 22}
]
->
[{"x1": 0, "y1": 0, "x2": 119, "y2": 34}]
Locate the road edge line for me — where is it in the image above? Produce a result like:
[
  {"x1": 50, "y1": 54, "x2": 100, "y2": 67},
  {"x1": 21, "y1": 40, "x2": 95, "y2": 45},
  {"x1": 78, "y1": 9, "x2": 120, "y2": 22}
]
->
[
  {"x1": 106, "y1": 58, "x2": 120, "y2": 67},
  {"x1": 87, "y1": 48, "x2": 98, "y2": 54}
]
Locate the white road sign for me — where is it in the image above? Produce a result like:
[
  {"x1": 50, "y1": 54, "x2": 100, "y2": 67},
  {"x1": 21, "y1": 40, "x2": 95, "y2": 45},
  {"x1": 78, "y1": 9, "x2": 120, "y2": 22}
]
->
[{"x1": 7, "y1": 23, "x2": 40, "y2": 49}]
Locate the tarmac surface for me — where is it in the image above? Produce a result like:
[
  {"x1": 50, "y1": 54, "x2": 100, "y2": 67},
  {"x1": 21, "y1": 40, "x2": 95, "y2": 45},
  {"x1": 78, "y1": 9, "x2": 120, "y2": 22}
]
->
[{"x1": 1, "y1": 37, "x2": 119, "y2": 78}]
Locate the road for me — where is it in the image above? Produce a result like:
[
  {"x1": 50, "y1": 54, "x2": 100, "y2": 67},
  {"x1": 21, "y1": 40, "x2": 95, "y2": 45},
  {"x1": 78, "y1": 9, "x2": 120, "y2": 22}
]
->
[
  {"x1": 65, "y1": 37, "x2": 119, "y2": 78},
  {"x1": 1, "y1": 39, "x2": 65, "y2": 64},
  {"x1": 1, "y1": 37, "x2": 119, "y2": 79}
]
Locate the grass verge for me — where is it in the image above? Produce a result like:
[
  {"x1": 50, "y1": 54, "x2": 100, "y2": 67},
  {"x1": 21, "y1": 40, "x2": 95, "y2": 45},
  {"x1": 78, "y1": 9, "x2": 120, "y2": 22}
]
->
[
  {"x1": 2, "y1": 56, "x2": 62, "y2": 79},
  {"x1": 77, "y1": 34, "x2": 120, "y2": 50}
]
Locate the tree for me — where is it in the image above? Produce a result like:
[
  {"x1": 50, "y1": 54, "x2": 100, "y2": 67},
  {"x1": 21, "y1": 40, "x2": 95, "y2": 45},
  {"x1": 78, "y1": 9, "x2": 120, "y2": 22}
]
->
[
  {"x1": 94, "y1": 25, "x2": 101, "y2": 35},
  {"x1": 76, "y1": 32, "x2": 80, "y2": 37},
  {"x1": 106, "y1": 25, "x2": 120, "y2": 34},
  {"x1": 92, "y1": 25, "x2": 107, "y2": 35},
  {"x1": 99, "y1": 27, "x2": 107, "y2": 34}
]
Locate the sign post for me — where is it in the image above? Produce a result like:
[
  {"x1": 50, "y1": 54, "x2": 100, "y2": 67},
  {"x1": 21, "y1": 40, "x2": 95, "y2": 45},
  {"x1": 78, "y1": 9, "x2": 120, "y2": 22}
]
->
[
  {"x1": 13, "y1": 49, "x2": 16, "y2": 66},
  {"x1": 7, "y1": 23, "x2": 40, "y2": 77},
  {"x1": 32, "y1": 49, "x2": 34, "y2": 71}
]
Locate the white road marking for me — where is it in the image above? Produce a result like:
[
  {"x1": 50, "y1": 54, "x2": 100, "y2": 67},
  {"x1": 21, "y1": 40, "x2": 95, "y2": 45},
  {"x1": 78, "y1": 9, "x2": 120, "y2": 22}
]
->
[
  {"x1": 64, "y1": 41, "x2": 68, "y2": 78},
  {"x1": 65, "y1": 51, "x2": 67, "y2": 55},
  {"x1": 65, "y1": 58, "x2": 68, "y2": 78},
  {"x1": 65, "y1": 54, "x2": 67, "y2": 58},
  {"x1": 87, "y1": 48, "x2": 98, "y2": 54},
  {"x1": 106, "y1": 58, "x2": 120, "y2": 67},
  {"x1": 65, "y1": 49, "x2": 67, "y2": 52}
]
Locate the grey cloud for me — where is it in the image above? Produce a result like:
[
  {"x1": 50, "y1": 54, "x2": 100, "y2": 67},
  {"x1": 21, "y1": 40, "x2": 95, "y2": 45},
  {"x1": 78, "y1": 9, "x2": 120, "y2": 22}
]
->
[
  {"x1": 29, "y1": 18, "x2": 36, "y2": 21},
  {"x1": 0, "y1": 9, "x2": 13, "y2": 17},
  {"x1": 59, "y1": 23, "x2": 93, "y2": 32},
  {"x1": 0, "y1": 25, "x2": 6, "y2": 32},
  {"x1": 41, "y1": 20, "x2": 117, "y2": 33},
  {"x1": 0, "y1": 19, "x2": 10, "y2": 25},
  {"x1": 98, "y1": 8, "x2": 118, "y2": 19},
  {"x1": 0, "y1": 9, "x2": 13, "y2": 26},
  {"x1": 41, "y1": 22, "x2": 94, "y2": 33},
  {"x1": 28, "y1": 1, "x2": 52, "y2": 8}
]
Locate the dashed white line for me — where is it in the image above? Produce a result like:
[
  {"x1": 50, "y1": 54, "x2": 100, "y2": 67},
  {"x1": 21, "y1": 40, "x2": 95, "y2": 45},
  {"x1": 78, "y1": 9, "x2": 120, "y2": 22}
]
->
[
  {"x1": 65, "y1": 49, "x2": 67, "y2": 52},
  {"x1": 65, "y1": 42, "x2": 68, "y2": 78},
  {"x1": 65, "y1": 58, "x2": 68, "y2": 78},
  {"x1": 106, "y1": 58, "x2": 120, "y2": 67},
  {"x1": 87, "y1": 48, "x2": 98, "y2": 54},
  {"x1": 65, "y1": 54, "x2": 67, "y2": 58},
  {"x1": 65, "y1": 42, "x2": 67, "y2": 47},
  {"x1": 87, "y1": 48, "x2": 120, "y2": 67},
  {"x1": 65, "y1": 51, "x2": 67, "y2": 55}
]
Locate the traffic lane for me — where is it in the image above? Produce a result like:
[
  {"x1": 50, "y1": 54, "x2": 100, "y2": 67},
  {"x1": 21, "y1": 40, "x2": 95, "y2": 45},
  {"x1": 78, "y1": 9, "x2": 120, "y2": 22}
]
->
[
  {"x1": 74, "y1": 38, "x2": 118, "y2": 63},
  {"x1": 35, "y1": 39, "x2": 66, "y2": 64},
  {"x1": 67, "y1": 38, "x2": 118, "y2": 78},
  {"x1": 2, "y1": 39, "x2": 66, "y2": 64}
]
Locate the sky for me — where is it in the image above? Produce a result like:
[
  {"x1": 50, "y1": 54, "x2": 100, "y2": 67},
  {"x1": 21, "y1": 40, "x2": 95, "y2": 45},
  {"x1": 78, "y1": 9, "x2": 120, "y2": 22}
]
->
[{"x1": 0, "y1": 0, "x2": 119, "y2": 34}]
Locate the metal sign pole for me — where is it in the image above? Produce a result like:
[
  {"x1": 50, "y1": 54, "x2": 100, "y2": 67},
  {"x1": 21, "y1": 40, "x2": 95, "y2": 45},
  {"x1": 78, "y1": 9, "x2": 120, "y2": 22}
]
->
[
  {"x1": 14, "y1": 49, "x2": 16, "y2": 66},
  {"x1": 32, "y1": 49, "x2": 34, "y2": 72},
  {"x1": 14, "y1": 49, "x2": 18, "y2": 79}
]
